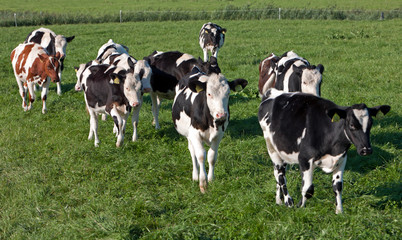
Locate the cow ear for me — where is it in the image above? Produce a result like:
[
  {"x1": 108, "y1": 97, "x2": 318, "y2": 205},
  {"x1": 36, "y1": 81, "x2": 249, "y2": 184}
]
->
[
  {"x1": 316, "y1": 64, "x2": 324, "y2": 74},
  {"x1": 66, "y1": 36, "x2": 75, "y2": 42},
  {"x1": 38, "y1": 53, "x2": 48, "y2": 62},
  {"x1": 327, "y1": 107, "x2": 347, "y2": 122},
  {"x1": 74, "y1": 66, "x2": 79, "y2": 72},
  {"x1": 189, "y1": 80, "x2": 206, "y2": 93},
  {"x1": 229, "y1": 79, "x2": 248, "y2": 92},
  {"x1": 222, "y1": 28, "x2": 227, "y2": 34},
  {"x1": 190, "y1": 65, "x2": 202, "y2": 75},
  {"x1": 368, "y1": 105, "x2": 391, "y2": 117},
  {"x1": 209, "y1": 56, "x2": 218, "y2": 65},
  {"x1": 128, "y1": 57, "x2": 135, "y2": 70}
]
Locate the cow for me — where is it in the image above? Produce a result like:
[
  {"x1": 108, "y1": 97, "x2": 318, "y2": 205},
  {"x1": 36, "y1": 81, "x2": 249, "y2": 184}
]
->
[
  {"x1": 199, "y1": 22, "x2": 226, "y2": 62},
  {"x1": 258, "y1": 88, "x2": 390, "y2": 214},
  {"x1": 275, "y1": 51, "x2": 324, "y2": 96},
  {"x1": 11, "y1": 43, "x2": 61, "y2": 114},
  {"x1": 96, "y1": 39, "x2": 129, "y2": 63},
  {"x1": 144, "y1": 50, "x2": 221, "y2": 129},
  {"x1": 172, "y1": 66, "x2": 248, "y2": 193},
  {"x1": 24, "y1": 27, "x2": 75, "y2": 95},
  {"x1": 79, "y1": 64, "x2": 142, "y2": 147},
  {"x1": 258, "y1": 53, "x2": 280, "y2": 97},
  {"x1": 103, "y1": 52, "x2": 153, "y2": 141}
]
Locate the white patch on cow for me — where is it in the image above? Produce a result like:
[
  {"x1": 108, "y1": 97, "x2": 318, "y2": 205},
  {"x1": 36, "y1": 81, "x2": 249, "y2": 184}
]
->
[
  {"x1": 205, "y1": 74, "x2": 230, "y2": 121},
  {"x1": 175, "y1": 111, "x2": 193, "y2": 137},
  {"x1": 297, "y1": 128, "x2": 307, "y2": 145},
  {"x1": 301, "y1": 68, "x2": 322, "y2": 96},
  {"x1": 353, "y1": 109, "x2": 370, "y2": 133},
  {"x1": 314, "y1": 152, "x2": 346, "y2": 173},
  {"x1": 176, "y1": 53, "x2": 194, "y2": 67}
]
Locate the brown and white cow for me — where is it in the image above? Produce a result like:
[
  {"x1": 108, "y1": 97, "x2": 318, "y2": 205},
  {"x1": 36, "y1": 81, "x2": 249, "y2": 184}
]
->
[
  {"x1": 24, "y1": 27, "x2": 75, "y2": 95},
  {"x1": 258, "y1": 53, "x2": 280, "y2": 97},
  {"x1": 11, "y1": 43, "x2": 61, "y2": 114}
]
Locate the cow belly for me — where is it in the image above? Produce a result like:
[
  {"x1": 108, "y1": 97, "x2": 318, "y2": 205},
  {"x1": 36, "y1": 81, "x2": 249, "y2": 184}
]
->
[
  {"x1": 175, "y1": 111, "x2": 192, "y2": 137},
  {"x1": 314, "y1": 153, "x2": 346, "y2": 173}
]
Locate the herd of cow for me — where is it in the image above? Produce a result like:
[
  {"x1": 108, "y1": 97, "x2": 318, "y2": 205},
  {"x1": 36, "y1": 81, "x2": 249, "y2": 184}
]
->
[{"x1": 10, "y1": 22, "x2": 390, "y2": 214}]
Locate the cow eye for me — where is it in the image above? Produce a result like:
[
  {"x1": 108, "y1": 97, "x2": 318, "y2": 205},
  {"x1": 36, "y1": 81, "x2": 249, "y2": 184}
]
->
[{"x1": 349, "y1": 124, "x2": 356, "y2": 130}]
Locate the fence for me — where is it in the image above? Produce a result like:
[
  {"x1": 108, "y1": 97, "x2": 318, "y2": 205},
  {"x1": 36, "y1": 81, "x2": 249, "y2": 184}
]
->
[{"x1": 1, "y1": 7, "x2": 401, "y2": 27}]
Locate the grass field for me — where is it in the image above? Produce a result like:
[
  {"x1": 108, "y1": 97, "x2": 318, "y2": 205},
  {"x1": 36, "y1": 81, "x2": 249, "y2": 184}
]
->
[{"x1": 0, "y1": 18, "x2": 401, "y2": 239}]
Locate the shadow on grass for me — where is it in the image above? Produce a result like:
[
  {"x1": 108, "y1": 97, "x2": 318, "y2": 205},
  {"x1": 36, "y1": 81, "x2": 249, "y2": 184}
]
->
[{"x1": 372, "y1": 181, "x2": 402, "y2": 210}]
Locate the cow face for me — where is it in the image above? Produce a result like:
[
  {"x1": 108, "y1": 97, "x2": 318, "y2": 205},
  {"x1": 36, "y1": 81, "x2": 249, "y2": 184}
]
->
[
  {"x1": 39, "y1": 52, "x2": 61, "y2": 83},
  {"x1": 201, "y1": 23, "x2": 226, "y2": 48},
  {"x1": 119, "y1": 71, "x2": 142, "y2": 108},
  {"x1": 188, "y1": 71, "x2": 248, "y2": 122},
  {"x1": 291, "y1": 64, "x2": 324, "y2": 96},
  {"x1": 328, "y1": 104, "x2": 390, "y2": 156},
  {"x1": 134, "y1": 60, "x2": 152, "y2": 93}
]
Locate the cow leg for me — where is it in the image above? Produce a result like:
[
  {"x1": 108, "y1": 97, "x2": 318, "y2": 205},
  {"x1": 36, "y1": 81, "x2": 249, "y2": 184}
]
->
[
  {"x1": 333, "y1": 155, "x2": 347, "y2": 214},
  {"x1": 203, "y1": 49, "x2": 209, "y2": 62},
  {"x1": 131, "y1": 103, "x2": 142, "y2": 142},
  {"x1": 56, "y1": 72, "x2": 62, "y2": 95},
  {"x1": 150, "y1": 92, "x2": 161, "y2": 129},
  {"x1": 189, "y1": 136, "x2": 207, "y2": 193},
  {"x1": 16, "y1": 79, "x2": 28, "y2": 111},
  {"x1": 212, "y1": 48, "x2": 219, "y2": 59},
  {"x1": 298, "y1": 159, "x2": 315, "y2": 208},
  {"x1": 40, "y1": 79, "x2": 50, "y2": 114},
  {"x1": 188, "y1": 140, "x2": 199, "y2": 181},
  {"x1": 265, "y1": 138, "x2": 293, "y2": 206},
  {"x1": 110, "y1": 106, "x2": 125, "y2": 147},
  {"x1": 207, "y1": 136, "x2": 223, "y2": 183},
  {"x1": 26, "y1": 82, "x2": 36, "y2": 111},
  {"x1": 88, "y1": 109, "x2": 100, "y2": 147}
]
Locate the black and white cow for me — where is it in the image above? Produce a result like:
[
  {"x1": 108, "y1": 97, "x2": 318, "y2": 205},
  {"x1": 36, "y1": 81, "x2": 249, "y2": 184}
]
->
[
  {"x1": 274, "y1": 51, "x2": 324, "y2": 96},
  {"x1": 103, "y1": 52, "x2": 152, "y2": 141},
  {"x1": 199, "y1": 22, "x2": 226, "y2": 62},
  {"x1": 24, "y1": 27, "x2": 75, "y2": 95},
  {"x1": 172, "y1": 66, "x2": 248, "y2": 193},
  {"x1": 145, "y1": 50, "x2": 221, "y2": 129},
  {"x1": 258, "y1": 89, "x2": 390, "y2": 213},
  {"x1": 96, "y1": 39, "x2": 129, "y2": 63},
  {"x1": 79, "y1": 64, "x2": 142, "y2": 147}
]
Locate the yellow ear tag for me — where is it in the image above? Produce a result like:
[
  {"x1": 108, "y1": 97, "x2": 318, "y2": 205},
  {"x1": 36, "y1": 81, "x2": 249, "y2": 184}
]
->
[
  {"x1": 113, "y1": 77, "x2": 120, "y2": 84},
  {"x1": 222, "y1": 30, "x2": 226, "y2": 34},
  {"x1": 331, "y1": 113, "x2": 340, "y2": 122},
  {"x1": 74, "y1": 68, "x2": 78, "y2": 73},
  {"x1": 235, "y1": 85, "x2": 242, "y2": 92},
  {"x1": 195, "y1": 85, "x2": 204, "y2": 93},
  {"x1": 205, "y1": 30, "x2": 209, "y2": 34}
]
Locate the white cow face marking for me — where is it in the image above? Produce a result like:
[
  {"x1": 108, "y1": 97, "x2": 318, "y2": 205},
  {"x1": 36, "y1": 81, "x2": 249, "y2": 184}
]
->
[
  {"x1": 301, "y1": 68, "x2": 322, "y2": 96},
  {"x1": 123, "y1": 72, "x2": 142, "y2": 108},
  {"x1": 352, "y1": 108, "x2": 370, "y2": 133},
  {"x1": 205, "y1": 74, "x2": 230, "y2": 121}
]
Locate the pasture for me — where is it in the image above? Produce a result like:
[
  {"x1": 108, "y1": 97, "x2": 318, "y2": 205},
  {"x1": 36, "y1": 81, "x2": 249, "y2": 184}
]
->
[{"x1": 0, "y1": 19, "x2": 401, "y2": 239}]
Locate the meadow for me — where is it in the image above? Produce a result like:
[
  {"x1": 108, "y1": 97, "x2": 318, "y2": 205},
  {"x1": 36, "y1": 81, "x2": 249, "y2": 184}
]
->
[{"x1": 0, "y1": 18, "x2": 401, "y2": 239}]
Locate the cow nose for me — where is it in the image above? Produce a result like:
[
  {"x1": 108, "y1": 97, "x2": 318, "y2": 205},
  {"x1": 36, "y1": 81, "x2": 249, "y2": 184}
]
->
[
  {"x1": 132, "y1": 102, "x2": 140, "y2": 107},
  {"x1": 360, "y1": 147, "x2": 372, "y2": 156},
  {"x1": 143, "y1": 88, "x2": 151, "y2": 93},
  {"x1": 216, "y1": 113, "x2": 227, "y2": 120}
]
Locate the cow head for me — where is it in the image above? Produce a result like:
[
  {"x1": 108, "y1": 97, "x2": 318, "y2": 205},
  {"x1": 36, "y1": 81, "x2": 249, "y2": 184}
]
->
[
  {"x1": 328, "y1": 104, "x2": 391, "y2": 156},
  {"x1": 188, "y1": 67, "x2": 247, "y2": 122},
  {"x1": 107, "y1": 66, "x2": 142, "y2": 108},
  {"x1": 38, "y1": 52, "x2": 61, "y2": 83},
  {"x1": 134, "y1": 60, "x2": 152, "y2": 93},
  {"x1": 293, "y1": 64, "x2": 324, "y2": 97},
  {"x1": 201, "y1": 22, "x2": 226, "y2": 48},
  {"x1": 54, "y1": 35, "x2": 74, "y2": 71}
]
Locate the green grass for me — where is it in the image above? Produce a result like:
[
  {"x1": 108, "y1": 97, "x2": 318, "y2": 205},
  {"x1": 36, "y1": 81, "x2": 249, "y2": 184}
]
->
[{"x1": 0, "y1": 19, "x2": 401, "y2": 239}]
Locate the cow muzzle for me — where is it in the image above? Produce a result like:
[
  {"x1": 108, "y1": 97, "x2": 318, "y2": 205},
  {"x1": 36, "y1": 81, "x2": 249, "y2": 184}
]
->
[
  {"x1": 359, "y1": 147, "x2": 372, "y2": 156},
  {"x1": 132, "y1": 102, "x2": 140, "y2": 107},
  {"x1": 215, "y1": 112, "x2": 227, "y2": 121}
]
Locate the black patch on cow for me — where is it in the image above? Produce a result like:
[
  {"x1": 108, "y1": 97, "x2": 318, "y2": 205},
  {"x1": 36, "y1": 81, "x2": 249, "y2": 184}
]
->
[
  {"x1": 333, "y1": 181, "x2": 343, "y2": 193},
  {"x1": 113, "y1": 116, "x2": 119, "y2": 133}
]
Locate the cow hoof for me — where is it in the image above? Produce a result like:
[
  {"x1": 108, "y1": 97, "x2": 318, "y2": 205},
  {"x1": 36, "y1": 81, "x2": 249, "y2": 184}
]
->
[
  {"x1": 335, "y1": 208, "x2": 343, "y2": 214},
  {"x1": 42, "y1": 109, "x2": 47, "y2": 114},
  {"x1": 200, "y1": 186, "x2": 207, "y2": 194},
  {"x1": 132, "y1": 135, "x2": 138, "y2": 142},
  {"x1": 285, "y1": 198, "x2": 294, "y2": 207}
]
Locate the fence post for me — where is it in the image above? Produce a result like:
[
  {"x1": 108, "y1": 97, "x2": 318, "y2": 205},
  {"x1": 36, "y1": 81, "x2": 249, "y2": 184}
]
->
[
  {"x1": 380, "y1": 12, "x2": 384, "y2": 20},
  {"x1": 279, "y1": 8, "x2": 281, "y2": 20},
  {"x1": 120, "y1": 10, "x2": 122, "y2": 23},
  {"x1": 14, "y1": 13, "x2": 17, "y2": 27}
]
